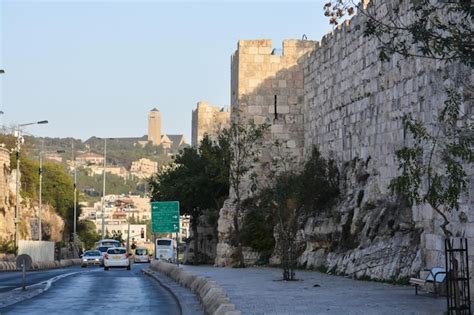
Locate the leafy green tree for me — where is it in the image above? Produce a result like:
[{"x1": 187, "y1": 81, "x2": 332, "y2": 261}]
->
[
  {"x1": 223, "y1": 120, "x2": 269, "y2": 268},
  {"x1": 41, "y1": 161, "x2": 78, "y2": 237},
  {"x1": 77, "y1": 219, "x2": 101, "y2": 249},
  {"x1": 14, "y1": 148, "x2": 79, "y2": 241},
  {"x1": 389, "y1": 85, "x2": 473, "y2": 238},
  {"x1": 148, "y1": 134, "x2": 229, "y2": 264},
  {"x1": 243, "y1": 147, "x2": 339, "y2": 279}
]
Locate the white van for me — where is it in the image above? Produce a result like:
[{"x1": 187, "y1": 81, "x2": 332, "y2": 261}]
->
[{"x1": 155, "y1": 238, "x2": 175, "y2": 262}]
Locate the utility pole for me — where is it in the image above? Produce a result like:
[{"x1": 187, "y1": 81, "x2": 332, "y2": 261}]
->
[
  {"x1": 15, "y1": 132, "x2": 21, "y2": 248},
  {"x1": 72, "y1": 141, "x2": 77, "y2": 240},
  {"x1": 38, "y1": 141, "x2": 43, "y2": 241},
  {"x1": 101, "y1": 138, "x2": 107, "y2": 239},
  {"x1": 126, "y1": 206, "x2": 131, "y2": 253}
]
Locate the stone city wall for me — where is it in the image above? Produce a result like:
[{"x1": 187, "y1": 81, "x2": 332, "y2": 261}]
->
[
  {"x1": 231, "y1": 39, "x2": 316, "y2": 165},
  {"x1": 301, "y1": 0, "x2": 472, "y2": 278},
  {"x1": 192, "y1": 101, "x2": 230, "y2": 147},
  {"x1": 217, "y1": 0, "x2": 472, "y2": 285}
]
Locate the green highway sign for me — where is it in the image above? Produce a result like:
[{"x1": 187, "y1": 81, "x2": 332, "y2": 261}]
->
[{"x1": 151, "y1": 201, "x2": 180, "y2": 233}]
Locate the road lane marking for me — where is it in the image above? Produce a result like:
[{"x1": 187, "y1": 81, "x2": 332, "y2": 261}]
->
[{"x1": 13, "y1": 268, "x2": 100, "y2": 292}]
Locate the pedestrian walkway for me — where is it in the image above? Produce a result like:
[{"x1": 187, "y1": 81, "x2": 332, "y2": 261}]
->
[{"x1": 182, "y1": 265, "x2": 445, "y2": 315}]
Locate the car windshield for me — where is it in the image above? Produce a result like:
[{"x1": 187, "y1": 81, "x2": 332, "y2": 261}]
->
[
  {"x1": 84, "y1": 251, "x2": 101, "y2": 256},
  {"x1": 101, "y1": 241, "x2": 120, "y2": 247},
  {"x1": 98, "y1": 246, "x2": 109, "y2": 253},
  {"x1": 157, "y1": 240, "x2": 171, "y2": 246},
  {"x1": 107, "y1": 248, "x2": 126, "y2": 254},
  {"x1": 135, "y1": 249, "x2": 148, "y2": 255}
]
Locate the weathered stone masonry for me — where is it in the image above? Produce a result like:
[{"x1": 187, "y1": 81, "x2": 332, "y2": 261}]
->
[
  {"x1": 191, "y1": 101, "x2": 230, "y2": 147},
  {"x1": 217, "y1": 0, "x2": 473, "y2": 286}
]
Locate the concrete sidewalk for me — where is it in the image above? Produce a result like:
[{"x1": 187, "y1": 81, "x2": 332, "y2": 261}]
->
[{"x1": 182, "y1": 265, "x2": 446, "y2": 315}]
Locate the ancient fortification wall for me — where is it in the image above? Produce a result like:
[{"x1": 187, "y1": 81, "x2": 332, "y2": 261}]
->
[
  {"x1": 230, "y1": 39, "x2": 316, "y2": 164},
  {"x1": 301, "y1": 0, "x2": 472, "y2": 278},
  {"x1": 191, "y1": 101, "x2": 230, "y2": 147},
  {"x1": 217, "y1": 0, "x2": 472, "y2": 283}
]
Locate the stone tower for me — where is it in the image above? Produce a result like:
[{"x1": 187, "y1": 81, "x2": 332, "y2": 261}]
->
[
  {"x1": 191, "y1": 101, "x2": 230, "y2": 147},
  {"x1": 147, "y1": 108, "x2": 161, "y2": 145}
]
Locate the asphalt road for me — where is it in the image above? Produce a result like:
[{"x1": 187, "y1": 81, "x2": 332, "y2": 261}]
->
[
  {"x1": 0, "y1": 263, "x2": 181, "y2": 314},
  {"x1": 0, "y1": 265, "x2": 83, "y2": 293}
]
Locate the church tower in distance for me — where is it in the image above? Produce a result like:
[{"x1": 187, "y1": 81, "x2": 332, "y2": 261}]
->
[{"x1": 147, "y1": 108, "x2": 161, "y2": 145}]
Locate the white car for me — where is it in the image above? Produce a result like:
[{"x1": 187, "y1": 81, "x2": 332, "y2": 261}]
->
[
  {"x1": 104, "y1": 247, "x2": 131, "y2": 270},
  {"x1": 134, "y1": 248, "x2": 151, "y2": 263}
]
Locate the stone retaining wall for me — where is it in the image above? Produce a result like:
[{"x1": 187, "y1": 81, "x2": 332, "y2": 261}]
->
[{"x1": 150, "y1": 261, "x2": 241, "y2": 315}]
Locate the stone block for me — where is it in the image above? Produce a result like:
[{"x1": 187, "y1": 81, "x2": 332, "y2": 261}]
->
[
  {"x1": 424, "y1": 233, "x2": 444, "y2": 251},
  {"x1": 278, "y1": 105, "x2": 290, "y2": 114},
  {"x1": 286, "y1": 140, "x2": 296, "y2": 148}
]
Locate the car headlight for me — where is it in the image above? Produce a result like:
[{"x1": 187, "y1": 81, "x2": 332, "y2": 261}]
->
[
  {"x1": 95, "y1": 258, "x2": 100, "y2": 261},
  {"x1": 82, "y1": 259, "x2": 87, "y2": 262}
]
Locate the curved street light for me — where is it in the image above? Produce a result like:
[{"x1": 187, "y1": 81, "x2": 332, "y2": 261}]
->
[{"x1": 15, "y1": 120, "x2": 49, "y2": 247}]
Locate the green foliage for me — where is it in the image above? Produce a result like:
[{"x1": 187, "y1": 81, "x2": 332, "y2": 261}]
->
[
  {"x1": 224, "y1": 120, "x2": 270, "y2": 267},
  {"x1": 11, "y1": 139, "x2": 80, "y2": 240},
  {"x1": 18, "y1": 155, "x2": 40, "y2": 200},
  {"x1": 242, "y1": 147, "x2": 340, "y2": 271},
  {"x1": 225, "y1": 120, "x2": 270, "y2": 200},
  {"x1": 297, "y1": 148, "x2": 340, "y2": 212},
  {"x1": 148, "y1": 134, "x2": 230, "y2": 264},
  {"x1": 389, "y1": 85, "x2": 473, "y2": 236},
  {"x1": 76, "y1": 167, "x2": 141, "y2": 198},
  {"x1": 241, "y1": 192, "x2": 275, "y2": 260},
  {"x1": 22, "y1": 135, "x2": 173, "y2": 171},
  {"x1": 149, "y1": 134, "x2": 230, "y2": 217},
  {"x1": 41, "y1": 162, "x2": 75, "y2": 219},
  {"x1": 0, "y1": 236, "x2": 17, "y2": 254},
  {"x1": 77, "y1": 219, "x2": 101, "y2": 250},
  {"x1": 84, "y1": 137, "x2": 172, "y2": 169}
]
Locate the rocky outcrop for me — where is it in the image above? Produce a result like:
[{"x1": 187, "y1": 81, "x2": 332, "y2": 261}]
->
[
  {"x1": 0, "y1": 147, "x2": 65, "y2": 249},
  {"x1": 184, "y1": 213, "x2": 218, "y2": 265},
  {"x1": 295, "y1": 158, "x2": 421, "y2": 280},
  {"x1": 0, "y1": 148, "x2": 14, "y2": 243},
  {"x1": 215, "y1": 200, "x2": 236, "y2": 267}
]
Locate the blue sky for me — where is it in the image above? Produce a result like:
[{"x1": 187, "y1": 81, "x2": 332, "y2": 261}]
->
[{"x1": 0, "y1": 0, "x2": 332, "y2": 141}]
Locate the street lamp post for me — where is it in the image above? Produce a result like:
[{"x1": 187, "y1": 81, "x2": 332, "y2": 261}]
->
[
  {"x1": 101, "y1": 138, "x2": 107, "y2": 240},
  {"x1": 72, "y1": 141, "x2": 77, "y2": 241},
  {"x1": 39, "y1": 147, "x2": 65, "y2": 241},
  {"x1": 14, "y1": 120, "x2": 48, "y2": 247},
  {"x1": 127, "y1": 207, "x2": 131, "y2": 253}
]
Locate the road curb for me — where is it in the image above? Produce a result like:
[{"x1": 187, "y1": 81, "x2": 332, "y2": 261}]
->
[
  {"x1": 0, "y1": 259, "x2": 82, "y2": 272},
  {"x1": 150, "y1": 261, "x2": 241, "y2": 315},
  {"x1": 141, "y1": 268, "x2": 184, "y2": 315}
]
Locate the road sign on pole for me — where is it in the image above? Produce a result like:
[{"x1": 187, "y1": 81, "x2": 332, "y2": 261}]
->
[{"x1": 151, "y1": 201, "x2": 180, "y2": 233}]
